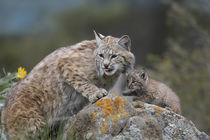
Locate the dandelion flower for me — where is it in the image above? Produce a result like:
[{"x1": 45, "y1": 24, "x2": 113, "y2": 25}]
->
[{"x1": 17, "y1": 67, "x2": 27, "y2": 79}]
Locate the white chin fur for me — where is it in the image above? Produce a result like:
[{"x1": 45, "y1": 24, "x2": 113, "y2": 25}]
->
[{"x1": 104, "y1": 69, "x2": 117, "y2": 76}]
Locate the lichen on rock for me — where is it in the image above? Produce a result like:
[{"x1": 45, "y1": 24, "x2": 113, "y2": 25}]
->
[
  {"x1": 93, "y1": 95, "x2": 129, "y2": 135},
  {"x1": 62, "y1": 94, "x2": 209, "y2": 140}
]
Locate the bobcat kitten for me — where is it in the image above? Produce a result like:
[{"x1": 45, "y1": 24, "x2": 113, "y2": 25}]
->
[
  {"x1": 2, "y1": 31, "x2": 135, "y2": 139},
  {"x1": 123, "y1": 69, "x2": 181, "y2": 114}
]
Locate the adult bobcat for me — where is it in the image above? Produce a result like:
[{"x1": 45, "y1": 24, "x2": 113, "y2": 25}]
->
[{"x1": 1, "y1": 32, "x2": 135, "y2": 139}]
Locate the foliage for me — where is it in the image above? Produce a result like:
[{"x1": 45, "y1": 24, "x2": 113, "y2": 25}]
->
[
  {"x1": 147, "y1": 41, "x2": 210, "y2": 135},
  {"x1": 144, "y1": 1, "x2": 210, "y2": 135},
  {"x1": 0, "y1": 72, "x2": 18, "y2": 103},
  {"x1": 0, "y1": 71, "x2": 18, "y2": 140}
]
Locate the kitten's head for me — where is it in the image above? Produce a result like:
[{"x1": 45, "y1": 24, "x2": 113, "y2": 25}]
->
[
  {"x1": 127, "y1": 69, "x2": 148, "y2": 90},
  {"x1": 94, "y1": 31, "x2": 135, "y2": 77}
]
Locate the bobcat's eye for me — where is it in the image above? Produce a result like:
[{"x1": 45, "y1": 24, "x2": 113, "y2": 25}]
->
[
  {"x1": 99, "y1": 54, "x2": 104, "y2": 58},
  {"x1": 111, "y1": 54, "x2": 117, "y2": 59}
]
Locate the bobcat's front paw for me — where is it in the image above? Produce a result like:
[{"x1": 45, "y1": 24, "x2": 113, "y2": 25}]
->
[{"x1": 89, "y1": 88, "x2": 108, "y2": 103}]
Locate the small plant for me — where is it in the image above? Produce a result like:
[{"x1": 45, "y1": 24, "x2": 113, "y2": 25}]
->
[
  {"x1": 0, "y1": 67, "x2": 27, "y2": 100},
  {"x1": 0, "y1": 67, "x2": 27, "y2": 140}
]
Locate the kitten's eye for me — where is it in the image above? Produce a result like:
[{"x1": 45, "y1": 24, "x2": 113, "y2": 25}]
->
[
  {"x1": 99, "y1": 54, "x2": 104, "y2": 58},
  {"x1": 111, "y1": 54, "x2": 117, "y2": 59},
  {"x1": 132, "y1": 81, "x2": 136, "y2": 84}
]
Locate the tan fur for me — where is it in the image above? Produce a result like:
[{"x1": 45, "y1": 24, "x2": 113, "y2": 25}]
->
[
  {"x1": 123, "y1": 69, "x2": 181, "y2": 114},
  {"x1": 1, "y1": 32, "x2": 135, "y2": 139}
]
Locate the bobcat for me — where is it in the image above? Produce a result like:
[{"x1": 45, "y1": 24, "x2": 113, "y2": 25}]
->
[
  {"x1": 123, "y1": 69, "x2": 181, "y2": 114},
  {"x1": 1, "y1": 31, "x2": 135, "y2": 139}
]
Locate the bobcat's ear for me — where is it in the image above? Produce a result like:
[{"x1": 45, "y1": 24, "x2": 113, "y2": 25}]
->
[
  {"x1": 118, "y1": 35, "x2": 131, "y2": 51},
  {"x1": 139, "y1": 69, "x2": 148, "y2": 81},
  {"x1": 93, "y1": 30, "x2": 104, "y2": 47}
]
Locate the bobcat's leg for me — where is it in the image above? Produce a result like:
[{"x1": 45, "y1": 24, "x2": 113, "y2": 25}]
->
[
  {"x1": 66, "y1": 74, "x2": 107, "y2": 103},
  {"x1": 57, "y1": 61, "x2": 108, "y2": 103}
]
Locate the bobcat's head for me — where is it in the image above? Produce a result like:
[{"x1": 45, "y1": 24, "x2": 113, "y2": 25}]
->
[
  {"x1": 127, "y1": 69, "x2": 148, "y2": 90},
  {"x1": 94, "y1": 31, "x2": 135, "y2": 77}
]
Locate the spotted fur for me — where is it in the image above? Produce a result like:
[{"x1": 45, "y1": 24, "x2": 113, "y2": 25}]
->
[
  {"x1": 1, "y1": 32, "x2": 135, "y2": 139},
  {"x1": 123, "y1": 69, "x2": 181, "y2": 114}
]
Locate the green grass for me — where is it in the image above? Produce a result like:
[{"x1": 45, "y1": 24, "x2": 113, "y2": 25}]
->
[{"x1": 0, "y1": 71, "x2": 18, "y2": 140}]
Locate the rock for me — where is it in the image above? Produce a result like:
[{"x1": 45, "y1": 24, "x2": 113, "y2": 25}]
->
[{"x1": 62, "y1": 94, "x2": 210, "y2": 140}]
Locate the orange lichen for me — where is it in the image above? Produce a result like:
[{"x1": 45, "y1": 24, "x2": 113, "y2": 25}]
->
[
  {"x1": 118, "y1": 108, "x2": 124, "y2": 113},
  {"x1": 155, "y1": 112, "x2": 160, "y2": 116},
  {"x1": 114, "y1": 97, "x2": 123, "y2": 108},
  {"x1": 152, "y1": 105, "x2": 165, "y2": 111},
  {"x1": 121, "y1": 112, "x2": 128, "y2": 117},
  {"x1": 104, "y1": 106, "x2": 114, "y2": 112},
  {"x1": 100, "y1": 125, "x2": 109, "y2": 134},
  {"x1": 112, "y1": 115, "x2": 119, "y2": 122},
  {"x1": 94, "y1": 95, "x2": 128, "y2": 134},
  {"x1": 114, "y1": 97, "x2": 128, "y2": 108},
  {"x1": 96, "y1": 98, "x2": 111, "y2": 108},
  {"x1": 111, "y1": 94, "x2": 115, "y2": 98},
  {"x1": 102, "y1": 119, "x2": 106, "y2": 125},
  {"x1": 102, "y1": 109, "x2": 112, "y2": 115},
  {"x1": 113, "y1": 110, "x2": 118, "y2": 115},
  {"x1": 112, "y1": 125, "x2": 117, "y2": 131},
  {"x1": 92, "y1": 112, "x2": 98, "y2": 119}
]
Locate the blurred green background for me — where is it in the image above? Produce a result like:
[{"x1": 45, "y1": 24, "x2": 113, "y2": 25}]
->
[{"x1": 0, "y1": 0, "x2": 210, "y2": 135}]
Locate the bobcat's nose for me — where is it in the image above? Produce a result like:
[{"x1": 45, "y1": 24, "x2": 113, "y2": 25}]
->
[
  {"x1": 104, "y1": 64, "x2": 109, "y2": 68},
  {"x1": 103, "y1": 59, "x2": 110, "y2": 68}
]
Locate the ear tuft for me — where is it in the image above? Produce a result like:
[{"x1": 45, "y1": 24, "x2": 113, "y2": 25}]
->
[
  {"x1": 98, "y1": 33, "x2": 105, "y2": 38},
  {"x1": 118, "y1": 35, "x2": 131, "y2": 51},
  {"x1": 93, "y1": 30, "x2": 105, "y2": 46}
]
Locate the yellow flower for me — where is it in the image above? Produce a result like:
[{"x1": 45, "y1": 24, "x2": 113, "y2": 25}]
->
[{"x1": 17, "y1": 67, "x2": 27, "y2": 79}]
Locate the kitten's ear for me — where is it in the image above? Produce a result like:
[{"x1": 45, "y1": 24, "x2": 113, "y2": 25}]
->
[
  {"x1": 93, "y1": 30, "x2": 104, "y2": 46},
  {"x1": 139, "y1": 69, "x2": 148, "y2": 81},
  {"x1": 118, "y1": 35, "x2": 131, "y2": 51}
]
